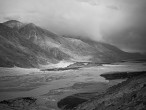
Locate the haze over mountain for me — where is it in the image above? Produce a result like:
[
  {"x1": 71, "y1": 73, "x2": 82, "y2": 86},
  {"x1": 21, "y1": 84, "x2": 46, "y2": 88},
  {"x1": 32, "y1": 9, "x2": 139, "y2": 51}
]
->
[
  {"x1": 0, "y1": 0, "x2": 146, "y2": 53},
  {"x1": 0, "y1": 20, "x2": 143, "y2": 68}
]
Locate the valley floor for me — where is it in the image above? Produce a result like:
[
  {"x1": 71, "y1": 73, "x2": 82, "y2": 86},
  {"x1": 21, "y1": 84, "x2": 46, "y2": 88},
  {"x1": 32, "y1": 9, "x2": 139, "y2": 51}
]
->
[{"x1": 0, "y1": 61, "x2": 146, "y2": 110}]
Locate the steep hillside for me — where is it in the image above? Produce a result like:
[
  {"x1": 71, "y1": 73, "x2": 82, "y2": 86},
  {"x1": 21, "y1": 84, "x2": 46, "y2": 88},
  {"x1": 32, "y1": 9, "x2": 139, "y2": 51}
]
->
[
  {"x1": 0, "y1": 22, "x2": 69, "y2": 67},
  {"x1": 0, "y1": 20, "x2": 142, "y2": 67},
  {"x1": 0, "y1": 23, "x2": 55, "y2": 67}
]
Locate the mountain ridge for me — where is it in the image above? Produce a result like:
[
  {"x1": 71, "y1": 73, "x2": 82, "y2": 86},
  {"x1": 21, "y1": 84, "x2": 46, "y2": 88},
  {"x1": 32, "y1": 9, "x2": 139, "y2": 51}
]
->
[{"x1": 0, "y1": 20, "x2": 143, "y2": 68}]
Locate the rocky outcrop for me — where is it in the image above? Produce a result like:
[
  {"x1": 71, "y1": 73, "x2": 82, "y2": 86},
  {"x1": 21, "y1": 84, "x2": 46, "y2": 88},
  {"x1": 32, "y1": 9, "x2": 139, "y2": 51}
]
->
[
  {"x1": 0, "y1": 97, "x2": 56, "y2": 110},
  {"x1": 0, "y1": 97, "x2": 38, "y2": 110},
  {"x1": 100, "y1": 71, "x2": 146, "y2": 80}
]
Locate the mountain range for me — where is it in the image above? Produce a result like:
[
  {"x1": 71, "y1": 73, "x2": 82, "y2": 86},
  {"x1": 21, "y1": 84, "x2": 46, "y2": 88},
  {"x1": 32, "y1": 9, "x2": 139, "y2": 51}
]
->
[{"x1": 0, "y1": 20, "x2": 143, "y2": 68}]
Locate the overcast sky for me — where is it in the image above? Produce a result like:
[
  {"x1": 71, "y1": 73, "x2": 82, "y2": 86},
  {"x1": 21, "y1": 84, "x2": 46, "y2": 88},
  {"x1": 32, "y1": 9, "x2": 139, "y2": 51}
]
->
[{"x1": 0, "y1": 0, "x2": 146, "y2": 53}]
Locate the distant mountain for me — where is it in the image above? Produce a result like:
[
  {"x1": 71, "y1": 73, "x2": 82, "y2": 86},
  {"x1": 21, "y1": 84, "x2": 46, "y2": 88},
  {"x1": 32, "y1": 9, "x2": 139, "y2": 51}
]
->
[{"x1": 0, "y1": 20, "x2": 143, "y2": 68}]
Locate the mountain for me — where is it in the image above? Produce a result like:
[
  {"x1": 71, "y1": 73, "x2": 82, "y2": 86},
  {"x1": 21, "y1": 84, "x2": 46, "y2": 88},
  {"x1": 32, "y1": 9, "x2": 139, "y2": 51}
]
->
[
  {"x1": 0, "y1": 23, "x2": 59, "y2": 67},
  {"x1": 0, "y1": 20, "x2": 142, "y2": 68},
  {"x1": 3, "y1": 20, "x2": 25, "y2": 30}
]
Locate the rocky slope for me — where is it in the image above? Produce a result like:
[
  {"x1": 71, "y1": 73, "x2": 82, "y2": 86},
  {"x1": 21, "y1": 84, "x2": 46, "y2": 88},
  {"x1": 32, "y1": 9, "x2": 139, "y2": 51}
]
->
[
  {"x1": 58, "y1": 72, "x2": 146, "y2": 110},
  {"x1": 0, "y1": 20, "x2": 143, "y2": 67},
  {"x1": 0, "y1": 97, "x2": 38, "y2": 110},
  {"x1": 0, "y1": 23, "x2": 60, "y2": 67}
]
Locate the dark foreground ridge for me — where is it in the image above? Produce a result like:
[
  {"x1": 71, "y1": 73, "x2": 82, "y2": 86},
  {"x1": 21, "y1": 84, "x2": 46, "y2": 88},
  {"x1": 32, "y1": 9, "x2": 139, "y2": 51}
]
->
[
  {"x1": 100, "y1": 71, "x2": 146, "y2": 80},
  {"x1": 0, "y1": 97, "x2": 37, "y2": 110},
  {"x1": 58, "y1": 71, "x2": 146, "y2": 110}
]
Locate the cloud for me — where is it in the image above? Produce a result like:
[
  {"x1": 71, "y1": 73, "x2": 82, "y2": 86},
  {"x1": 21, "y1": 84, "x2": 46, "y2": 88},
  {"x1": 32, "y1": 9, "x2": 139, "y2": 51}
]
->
[
  {"x1": 106, "y1": 5, "x2": 119, "y2": 10},
  {"x1": 77, "y1": 0, "x2": 100, "y2": 6},
  {"x1": 0, "y1": 0, "x2": 146, "y2": 52},
  {"x1": 3, "y1": 15, "x2": 21, "y2": 21}
]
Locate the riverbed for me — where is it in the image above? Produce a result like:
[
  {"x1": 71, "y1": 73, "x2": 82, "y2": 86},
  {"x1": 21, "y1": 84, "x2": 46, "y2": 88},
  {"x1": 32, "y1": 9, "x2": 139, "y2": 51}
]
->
[{"x1": 0, "y1": 61, "x2": 146, "y2": 109}]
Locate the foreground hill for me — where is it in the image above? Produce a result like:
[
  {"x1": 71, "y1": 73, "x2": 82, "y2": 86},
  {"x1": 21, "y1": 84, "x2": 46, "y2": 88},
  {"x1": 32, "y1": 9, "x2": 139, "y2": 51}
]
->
[
  {"x1": 0, "y1": 20, "x2": 143, "y2": 67},
  {"x1": 0, "y1": 71, "x2": 145, "y2": 110},
  {"x1": 58, "y1": 72, "x2": 146, "y2": 110}
]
